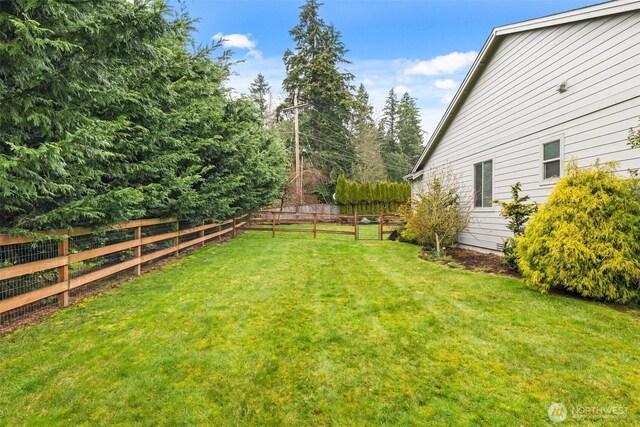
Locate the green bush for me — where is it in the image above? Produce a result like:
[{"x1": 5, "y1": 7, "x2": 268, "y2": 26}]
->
[
  {"x1": 401, "y1": 167, "x2": 470, "y2": 255},
  {"x1": 517, "y1": 163, "x2": 640, "y2": 304},
  {"x1": 495, "y1": 182, "x2": 538, "y2": 270}
]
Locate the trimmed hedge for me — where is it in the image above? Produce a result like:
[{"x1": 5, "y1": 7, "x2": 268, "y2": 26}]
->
[
  {"x1": 517, "y1": 163, "x2": 640, "y2": 304},
  {"x1": 334, "y1": 176, "x2": 411, "y2": 215}
]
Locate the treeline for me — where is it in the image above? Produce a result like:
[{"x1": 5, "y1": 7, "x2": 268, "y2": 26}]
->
[
  {"x1": 334, "y1": 177, "x2": 411, "y2": 215},
  {"x1": 248, "y1": 0, "x2": 424, "y2": 203},
  {"x1": 0, "y1": 0, "x2": 287, "y2": 235}
]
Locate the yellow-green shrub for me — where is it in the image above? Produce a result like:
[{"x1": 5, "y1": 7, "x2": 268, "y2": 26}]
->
[{"x1": 517, "y1": 163, "x2": 640, "y2": 304}]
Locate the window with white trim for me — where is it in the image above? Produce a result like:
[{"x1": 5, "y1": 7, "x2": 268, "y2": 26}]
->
[
  {"x1": 542, "y1": 140, "x2": 561, "y2": 180},
  {"x1": 474, "y1": 160, "x2": 493, "y2": 208}
]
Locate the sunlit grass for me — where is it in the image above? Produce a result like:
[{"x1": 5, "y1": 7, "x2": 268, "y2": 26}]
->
[{"x1": 0, "y1": 231, "x2": 638, "y2": 425}]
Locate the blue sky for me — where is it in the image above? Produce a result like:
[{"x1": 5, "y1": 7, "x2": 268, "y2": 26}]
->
[{"x1": 171, "y1": 0, "x2": 600, "y2": 135}]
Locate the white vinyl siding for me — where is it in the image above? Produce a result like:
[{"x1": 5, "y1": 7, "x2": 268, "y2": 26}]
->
[{"x1": 412, "y1": 9, "x2": 640, "y2": 252}]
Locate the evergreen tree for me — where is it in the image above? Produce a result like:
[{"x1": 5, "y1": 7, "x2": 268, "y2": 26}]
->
[
  {"x1": 0, "y1": 0, "x2": 287, "y2": 234},
  {"x1": 379, "y1": 88, "x2": 410, "y2": 181},
  {"x1": 349, "y1": 84, "x2": 386, "y2": 182},
  {"x1": 283, "y1": 0, "x2": 354, "y2": 192},
  {"x1": 397, "y1": 92, "x2": 424, "y2": 165},
  {"x1": 351, "y1": 83, "x2": 374, "y2": 132},
  {"x1": 381, "y1": 150, "x2": 410, "y2": 182},
  {"x1": 249, "y1": 73, "x2": 271, "y2": 123},
  {"x1": 380, "y1": 89, "x2": 399, "y2": 152}
]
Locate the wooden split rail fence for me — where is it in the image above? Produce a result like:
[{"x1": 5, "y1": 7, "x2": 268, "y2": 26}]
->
[
  {"x1": 245, "y1": 210, "x2": 402, "y2": 240},
  {"x1": 0, "y1": 216, "x2": 247, "y2": 321}
]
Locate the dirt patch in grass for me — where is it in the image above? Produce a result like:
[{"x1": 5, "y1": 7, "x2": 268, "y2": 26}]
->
[{"x1": 441, "y1": 247, "x2": 521, "y2": 278}]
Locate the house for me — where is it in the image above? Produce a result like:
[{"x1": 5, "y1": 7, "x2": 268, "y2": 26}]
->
[{"x1": 406, "y1": 0, "x2": 640, "y2": 253}]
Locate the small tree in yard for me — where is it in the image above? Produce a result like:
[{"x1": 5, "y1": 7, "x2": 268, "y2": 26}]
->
[
  {"x1": 402, "y1": 166, "x2": 470, "y2": 256},
  {"x1": 495, "y1": 182, "x2": 538, "y2": 269}
]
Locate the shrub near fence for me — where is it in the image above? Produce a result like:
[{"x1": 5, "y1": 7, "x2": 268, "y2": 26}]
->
[{"x1": 0, "y1": 216, "x2": 247, "y2": 325}]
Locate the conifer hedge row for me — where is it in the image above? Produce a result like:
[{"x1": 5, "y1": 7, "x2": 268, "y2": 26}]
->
[
  {"x1": 0, "y1": 0, "x2": 287, "y2": 235},
  {"x1": 334, "y1": 176, "x2": 411, "y2": 215}
]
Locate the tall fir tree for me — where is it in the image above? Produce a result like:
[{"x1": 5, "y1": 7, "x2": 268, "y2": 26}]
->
[
  {"x1": 282, "y1": 0, "x2": 354, "y2": 199},
  {"x1": 380, "y1": 89, "x2": 399, "y2": 152},
  {"x1": 351, "y1": 83, "x2": 374, "y2": 132},
  {"x1": 249, "y1": 73, "x2": 271, "y2": 123},
  {"x1": 349, "y1": 84, "x2": 386, "y2": 182},
  {"x1": 379, "y1": 88, "x2": 410, "y2": 181},
  {"x1": 397, "y1": 92, "x2": 424, "y2": 165}
]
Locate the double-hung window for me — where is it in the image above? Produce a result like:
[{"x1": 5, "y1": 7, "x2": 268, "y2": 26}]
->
[
  {"x1": 474, "y1": 160, "x2": 493, "y2": 208},
  {"x1": 542, "y1": 140, "x2": 561, "y2": 180}
]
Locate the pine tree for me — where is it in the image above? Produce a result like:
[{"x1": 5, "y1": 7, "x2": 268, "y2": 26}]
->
[
  {"x1": 283, "y1": 0, "x2": 354, "y2": 189},
  {"x1": 379, "y1": 88, "x2": 411, "y2": 181},
  {"x1": 249, "y1": 73, "x2": 271, "y2": 123},
  {"x1": 351, "y1": 83, "x2": 374, "y2": 132},
  {"x1": 380, "y1": 89, "x2": 399, "y2": 152},
  {"x1": 397, "y1": 92, "x2": 424, "y2": 165},
  {"x1": 349, "y1": 84, "x2": 386, "y2": 182}
]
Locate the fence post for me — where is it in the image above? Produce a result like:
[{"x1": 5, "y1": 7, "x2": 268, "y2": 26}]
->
[
  {"x1": 313, "y1": 213, "x2": 317, "y2": 239},
  {"x1": 134, "y1": 226, "x2": 142, "y2": 276},
  {"x1": 379, "y1": 210, "x2": 384, "y2": 241},
  {"x1": 58, "y1": 238, "x2": 69, "y2": 307},
  {"x1": 233, "y1": 216, "x2": 237, "y2": 238},
  {"x1": 353, "y1": 209, "x2": 358, "y2": 240},
  {"x1": 201, "y1": 220, "x2": 205, "y2": 248},
  {"x1": 175, "y1": 220, "x2": 180, "y2": 257},
  {"x1": 272, "y1": 214, "x2": 276, "y2": 238}
]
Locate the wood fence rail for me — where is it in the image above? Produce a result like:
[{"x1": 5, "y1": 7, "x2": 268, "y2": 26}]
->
[
  {"x1": 245, "y1": 210, "x2": 402, "y2": 240},
  {"x1": 0, "y1": 216, "x2": 248, "y2": 317}
]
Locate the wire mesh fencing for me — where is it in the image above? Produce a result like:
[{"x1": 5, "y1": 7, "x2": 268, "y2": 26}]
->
[{"x1": 0, "y1": 216, "x2": 246, "y2": 329}]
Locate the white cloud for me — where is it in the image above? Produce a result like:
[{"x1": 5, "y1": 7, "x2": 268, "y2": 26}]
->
[
  {"x1": 434, "y1": 79, "x2": 458, "y2": 90},
  {"x1": 405, "y1": 51, "x2": 477, "y2": 76},
  {"x1": 213, "y1": 32, "x2": 262, "y2": 59},
  {"x1": 393, "y1": 85, "x2": 411, "y2": 95}
]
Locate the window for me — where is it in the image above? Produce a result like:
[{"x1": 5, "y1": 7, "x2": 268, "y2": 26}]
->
[
  {"x1": 474, "y1": 160, "x2": 493, "y2": 208},
  {"x1": 542, "y1": 140, "x2": 561, "y2": 179}
]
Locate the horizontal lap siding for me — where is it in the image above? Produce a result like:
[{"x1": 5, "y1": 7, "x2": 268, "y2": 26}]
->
[{"x1": 413, "y1": 10, "x2": 640, "y2": 252}]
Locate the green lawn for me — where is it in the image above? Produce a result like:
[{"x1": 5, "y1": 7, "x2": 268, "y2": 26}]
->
[{"x1": 1, "y1": 232, "x2": 638, "y2": 426}]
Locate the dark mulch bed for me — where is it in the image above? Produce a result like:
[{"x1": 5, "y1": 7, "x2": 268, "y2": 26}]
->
[{"x1": 443, "y1": 247, "x2": 521, "y2": 278}]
